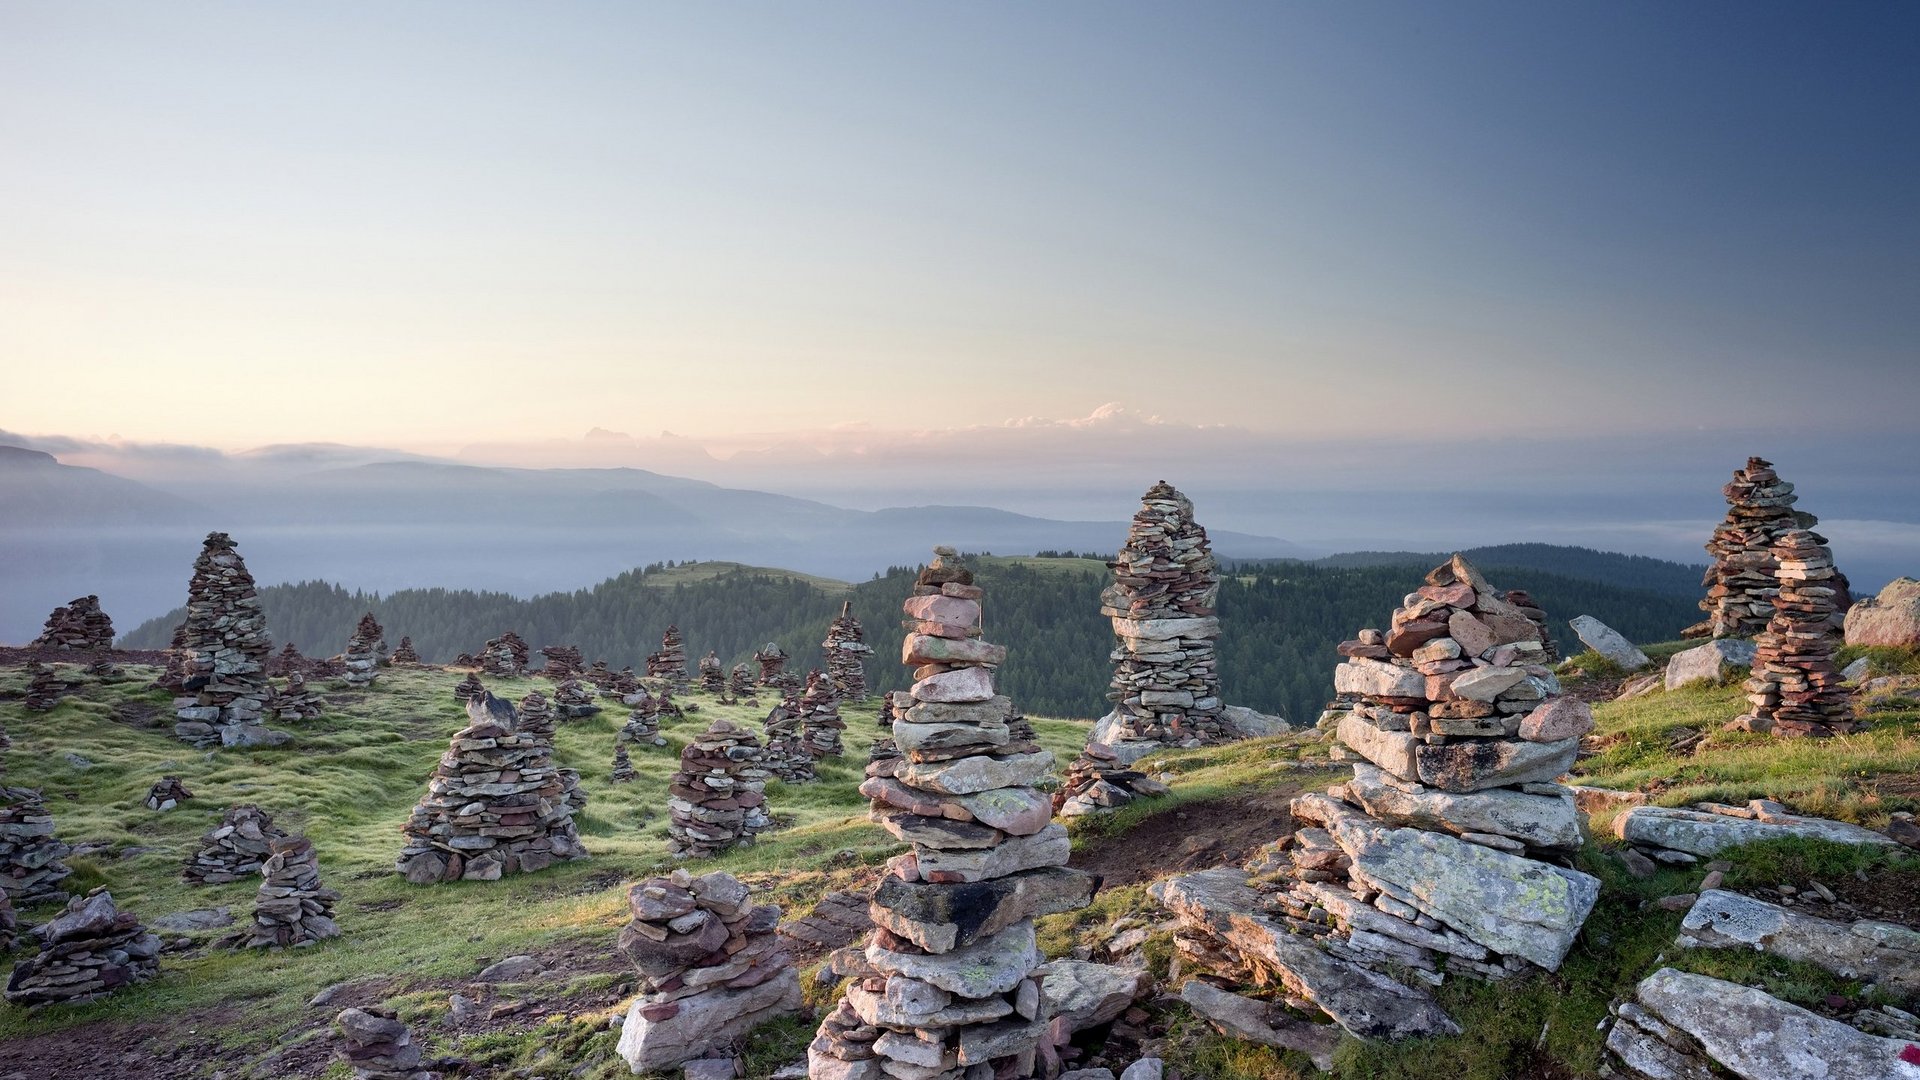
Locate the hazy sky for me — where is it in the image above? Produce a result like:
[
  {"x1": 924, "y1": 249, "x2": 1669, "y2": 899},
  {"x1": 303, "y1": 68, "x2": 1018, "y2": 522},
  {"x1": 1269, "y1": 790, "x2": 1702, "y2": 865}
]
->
[{"x1": 3, "y1": 2, "x2": 1917, "y2": 449}]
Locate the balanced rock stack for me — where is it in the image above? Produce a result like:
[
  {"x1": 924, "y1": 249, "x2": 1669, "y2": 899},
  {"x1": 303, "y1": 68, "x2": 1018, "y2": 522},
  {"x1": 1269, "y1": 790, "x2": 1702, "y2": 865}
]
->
[
  {"x1": 0, "y1": 892, "x2": 13, "y2": 952},
  {"x1": 761, "y1": 695, "x2": 817, "y2": 784},
  {"x1": 1502, "y1": 590, "x2": 1557, "y2": 661},
  {"x1": 811, "y1": 546, "x2": 1095, "y2": 1080},
  {"x1": 389, "y1": 637, "x2": 422, "y2": 666},
  {"x1": 620, "y1": 702, "x2": 667, "y2": 747},
  {"x1": 540, "y1": 644, "x2": 584, "y2": 680},
  {"x1": 610, "y1": 743, "x2": 637, "y2": 782},
  {"x1": 394, "y1": 692, "x2": 588, "y2": 883},
  {"x1": 614, "y1": 869, "x2": 802, "y2": 1072},
  {"x1": 144, "y1": 776, "x2": 194, "y2": 812},
  {"x1": 152, "y1": 625, "x2": 190, "y2": 692},
  {"x1": 173, "y1": 531, "x2": 274, "y2": 735},
  {"x1": 698, "y1": 650, "x2": 726, "y2": 695},
  {"x1": 798, "y1": 669, "x2": 847, "y2": 758},
  {"x1": 2, "y1": 889, "x2": 160, "y2": 1005},
  {"x1": 183, "y1": 804, "x2": 288, "y2": 884},
  {"x1": 823, "y1": 600, "x2": 874, "y2": 702},
  {"x1": 342, "y1": 613, "x2": 387, "y2": 688},
  {"x1": 552, "y1": 679, "x2": 601, "y2": 718},
  {"x1": 648, "y1": 625, "x2": 690, "y2": 692},
  {"x1": 270, "y1": 670, "x2": 325, "y2": 720},
  {"x1": 666, "y1": 719, "x2": 772, "y2": 858},
  {"x1": 754, "y1": 642, "x2": 790, "y2": 686},
  {"x1": 269, "y1": 642, "x2": 304, "y2": 677},
  {"x1": 22, "y1": 663, "x2": 64, "y2": 712},
  {"x1": 1694, "y1": 457, "x2": 1849, "y2": 638},
  {"x1": 335, "y1": 1007, "x2": 435, "y2": 1080},
  {"x1": 729, "y1": 663, "x2": 754, "y2": 698},
  {"x1": 452, "y1": 672, "x2": 485, "y2": 704},
  {"x1": 585, "y1": 659, "x2": 615, "y2": 688},
  {"x1": 30, "y1": 595, "x2": 115, "y2": 651},
  {"x1": 0, "y1": 787, "x2": 74, "y2": 905},
  {"x1": 1733, "y1": 529, "x2": 1860, "y2": 738},
  {"x1": 1053, "y1": 742, "x2": 1170, "y2": 817},
  {"x1": 1096, "y1": 482, "x2": 1225, "y2": 758},
  {"x1": 478, "y1": 632, "x2": 529, "y2": 677},
  {"x1": 235, "y1": 836, "x2": 341, "y2": 948},
  {"x1": 609, "y1": 667, "x2": 645, "y2": 703}
]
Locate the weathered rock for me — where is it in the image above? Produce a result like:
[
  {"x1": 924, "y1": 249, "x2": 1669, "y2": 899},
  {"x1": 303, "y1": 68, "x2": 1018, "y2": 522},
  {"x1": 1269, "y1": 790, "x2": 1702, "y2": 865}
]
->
[
  {"x1": 869, "y1": 867, "x2": 1098, "y2": 953},
  {"x1": 1845, "y1": 577, "x2": 1920, "y2": 648},
  {"x1": 1179, "y1": 980, "x2": 1341, "y2": 1073},
  {"x1": 1569, "y1": 615, "x2": 1651, "y2": 671},
  {"x1": 1664, "y1": 639, "x2": 1758, "y2": 691},
  {"x1": 1677, "y1": 889, "x2": 1920, "y2": 996},
  {"x1": 1345, "y1": 763, "x2": 1582, "y2": 849},
  {"x1": 1039, "y1": 960, "x2": 1149, "y2": 1034},
  {"x1": 1413, "y1": 735, "x2": 1581, "y2": 794},
  {"x1": 1615, "y1": 805, "x2": 1897, "y2": 858}
]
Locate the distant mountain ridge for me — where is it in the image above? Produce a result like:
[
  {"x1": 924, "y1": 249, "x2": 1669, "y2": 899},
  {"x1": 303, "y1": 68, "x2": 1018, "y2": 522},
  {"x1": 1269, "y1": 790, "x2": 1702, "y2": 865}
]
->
[{"x1": 1297, "y1": 543, "x2": 1706, "y2": 598}]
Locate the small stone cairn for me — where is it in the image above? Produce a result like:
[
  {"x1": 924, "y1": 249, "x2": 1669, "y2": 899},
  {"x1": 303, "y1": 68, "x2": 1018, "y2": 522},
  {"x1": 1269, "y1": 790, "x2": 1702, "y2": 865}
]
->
[
  {"x1": 552, "y1": 679, "x2": 601, "y2": 718},
  {"x1": 621, "y1": 701, "x2": 667, "y2": 747},
  {"x1": 144, "y1": 776, "x2": 193, "y2": 812},
  {"x1": 584, "y1": 659, "x2": 615, "y2": 688},
  {"x1": 478, "y1": 631, "x2": 529, "y2": 677},
  {"x1": 234, "y1": 835, "x2": 340, "y2": 948},
  {"x1": 1096, "y1": 482, "x2": 1225, "y2": 759},
  {"x1": 798, "y1": 669, "x2": 846, "y2": 759},
  {"x1": 762, "y1": 693, "x2": 816, "y2": 783},
  {"x1": 452, "y1": 672, "x2": 485, "y2": 704},
  {"x1": 666, "y1": 719, "x2": 772, "y2": 858},
  {"x1": 268, "y1": 642, "x2": 305, "y2": 678},
  {"x1": 152, "y1": 623, "x2": 190, "y2": 692},
  {"x1": 3, "y1": 889, "x2": 160, "y2": 1005},
  {"x1": 183, "y1": 804, "x2": 287, "y2": 884},
  {"x1": 0, "y1": 891, "x2": 14, "y2": 952},
  {"x1": 0, "y1": 786, "x2": 74, "y2": 905},
  {"x1": 608, "y1": 667, "x2": 644, "y2": 702},
  {"x1": 610, "y1": 743, "x2": 637, "y2": 782},
  {"x1": 22, "y1": 662, "x2": 64, "y2": 712},
  {"x1": 812, "y1": 547, "x2": 1094, "y2": 1080},
  {"x1": 270, "y1": 670, "x2": 325, "y2": 720},
  {"x1": 540, "y1": 644, "x2": 584, "y2": 680},
  {"x1": 173, "y1": 531, "x2": 274, "y2": 738},
  {"x1": 343, "y1": 612, "x2": 387, "y2": 688},
  {"x1": 648, "y1": 625, "x2": 690, "y2": 691},
  {"x1": 729, "y1": 663, "x2": 754, "y2": 698},
  {"x1": 336, "y1": 1007, "x2": 436, "y2": 1080},
  {"x1": 1733, "y1": 529, "x2": 1860, "y2": 737},
  {"x1": 823, "y1": 600, "x2": 874, "y2": 701},
  {"x1": 389, "y1": 636, "x2": 422, "y2": 666},
  {"x1": 30, "y1": 595, "x2": 115, "y2": 651},
  {"x1": 614, "y1": 870, "x2": 801, "y2": 1072},
  {"x1": 754, "y1": 642, "x2": 790, "y2": 687},
  {"x1": 395, "y1": 692, "x2": 588, "y2": 883},
  {"x1": 1693, "y1": 456, "x2": 1849, "y2": 638},
  {"x1": 1054, "y1": 742, "x2": 1171, "y2": 818},
  {"x1": 699, "y1": 650, "x2": 726, "y2": 694}
]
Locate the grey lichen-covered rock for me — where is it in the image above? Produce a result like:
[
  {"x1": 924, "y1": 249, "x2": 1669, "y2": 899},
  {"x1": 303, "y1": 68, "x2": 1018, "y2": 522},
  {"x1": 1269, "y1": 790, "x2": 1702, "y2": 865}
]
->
[
  {"x1": 1663, "y1": 639, "x2": 1757, "y2": 691},
  {"x1": 1179, "y1": 980, "x2": 1342, "y2": 1073},
  {"x1": 1220, "y1": 704, "x2": 1290, "y2": 739},
  {"x1": 1038, "y1": 960, "x2": 1149, "y2": 1034},
  {"x1": 1615, "y1": 805, "x2": 1898, "y2": 857},
  {"x1": 1569, "y1": 615, "x2": 1651, "y2": 671},
  {"x1": 616, "y1": 968, "x2": 802, "y2": 1072},
  {"x1": 1677, "y1": 889, "x2": 1920, "y2": 996},
  {"x1": 1345, "y1": 763, "x2": 1583, "y2": 849},
  {"x1": 866, "y1": 919, "x2": 1039, "y2": 998}
]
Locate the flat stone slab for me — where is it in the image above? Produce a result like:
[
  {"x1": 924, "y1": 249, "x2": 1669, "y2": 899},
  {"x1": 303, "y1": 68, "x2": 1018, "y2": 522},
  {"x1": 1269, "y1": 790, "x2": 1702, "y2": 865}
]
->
[
  {"x1": 1615, "y1": 805, "x2": 1898, "y2": 857},
  {"x1": 1569, "y1": 615, "x2": 1651, "y2": 671},
  {"x1": 1039, "y1": 960, "x2": 1149, "y2": 1034},
  {"x1": 1625, "y1": 967, "x2": 1920, "y2": 1080},
  {"x1": 1179, "y1": 980, "x2": 1342, "y2": 1073},
  {"x1": 617, "y1": 968, "x2": 802, "y2": 1072},
  {"x1": 1345, "y1": 763, "x2": 1583, "y2": 849},
  {"x1": 1678, "y1": 889, "x2": 1920, "y2": 996}
]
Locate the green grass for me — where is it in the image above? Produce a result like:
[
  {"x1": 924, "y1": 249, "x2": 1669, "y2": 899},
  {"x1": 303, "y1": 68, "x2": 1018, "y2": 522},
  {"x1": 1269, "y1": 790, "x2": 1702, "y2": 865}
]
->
[{"x1": 636, "y1": 561, "x2": 854, "y2": 593}]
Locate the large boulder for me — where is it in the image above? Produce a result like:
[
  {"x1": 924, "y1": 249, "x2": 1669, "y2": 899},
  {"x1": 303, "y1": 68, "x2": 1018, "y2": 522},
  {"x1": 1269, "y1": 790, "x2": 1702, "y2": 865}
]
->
[
  {"x1": 1677, "y1": 889, "x2": 1920, "y2": 996},
  {"x1": 1664, "y1": 639, "x2": 1757, "y2": 690},
  {"x1": 1569, "y1": 616, "x2": 1651, "y2": 671},
  {"x1": 1845, "y1": 577, "x2": 1920, "y2": 648},
  {"x1": 1220, "y1": 705, "x2": 1289, "y2": 739}
]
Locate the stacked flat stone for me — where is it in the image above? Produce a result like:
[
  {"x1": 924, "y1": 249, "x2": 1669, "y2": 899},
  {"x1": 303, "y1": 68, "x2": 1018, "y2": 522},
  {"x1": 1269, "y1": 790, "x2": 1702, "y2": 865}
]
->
[
  {"x1": 729, "y1": 663, "x2": 755, "y2": 698},
  {"x1": 183, "y1": 804, "x2": 287, "y2": 884},
  {"x1": 1271, "y1": 554, "x2": 1601, "y2": 978},
  {"x1": 30, "y1": 595, "x2": 115, "y2": 651},
  {"x1": 812, "y1": 547, "x2": 1096, "y2": 1080},
  {"x1": 699, "y1": 650, "x2": 726, "y2": 694},
  {"x1": 1098, "y1": 482, "x2": 1224, "y2": 757},
  {"x1": 513, "y1": 692, "x2": 586, "y2": 813},
  {"x1": 2, "y1": 889, "x2": 160, "y2": 1005},
  {"x1": 755, "y1": 642, "x2": 790, "y2": 686},
  {"x1": 1502, "y1": 591, "x2": 1558, "y2": 661},
  {"x1": 666, "y1": 719, "x2": 772, "y2": 858},
  {"x1": 608, "y1": 668, "x2": 645, "y2": 703},
  {"x1": 143, "y1": 776, "x2": 193, "y2": 812},
  {"x1": 173, "y1": 531, "x2": 274, "y2": 734},
  {"x1": 478, "y1": 631, "x2": 529, "y2": 677},
  {"x1": 824, "y1": 601, "x2": 874, "y2": 702},
  {"x1": 452, "y1": 672, "x2": 485, "y2": 704},
  {"x1": 270, "y1": 670, "x2": 325, "y2": 720},
  {"x1": 762, "y1": 694, "x2": 817, "y2": 783},
  {"x1": 585, "y1": 659, "x2": 616, "y2": 688},
  {"x1": 269, "y1": 642, "x2": 305, "y2": 677},
  {"x1": 1696, "y1": 457, "x2": 1850, "y2": 638},
  {"x1": 880, "y1": 691, "x2": 905, "y2": 730},
  {"x1": 610, "y1": 743, "x2": 637, "y2": 782},
  {"x1": 152, "y1": 627, "x2": 190, "y2": 692},
  {"x1": 653, "y1": 685, "x2": 685, "y2": 719},
  {"x1": 22, "y1": 662, "x2": 64, "y2": 712},
  {"x1": 621, "y1": 702, "x2": 667, "y2": 747},
  {"x1": 798, "y1": 669, "x2": 847, "y2": 759},
  {"x1": 394, "y1": 693, "x2": 588, "y2": 883},
  {"x1": 336, "y1": 1007, "x2": 435, "y2": 1080},
  {"x1": 389, "y1": 637, "x2": 422, "y2": 666},
  {"x1": 540, "y1": 644, "x2": 584, "y2": 680},
  {"x1": 0, "y1": 890, "x2": 13, "y2": 952},
  {"x1": 237, "y1": 836, "x2": 340, "y2": 948},
  {"x1": 614, "y1": 870, "x2": 802, "y2": 1072},
  {"x1": 343, "y1": 613, "x2": 387, "y2": 689},
  {"x1": 552, "y1": 679, "x2": 601, "y2": 718},
  {"x1": 1734, "y1": 529, "x2": 1859, "y2": 737},
  {"x1": 648, "y1": 625, "x2": 690, "y2": 692},
  {"x1": 0, "y1": 786, "x2": 74, "y2": 905},
  {"x1": 1053, "y1": 742, "x2": 1170, "y2": 818}
]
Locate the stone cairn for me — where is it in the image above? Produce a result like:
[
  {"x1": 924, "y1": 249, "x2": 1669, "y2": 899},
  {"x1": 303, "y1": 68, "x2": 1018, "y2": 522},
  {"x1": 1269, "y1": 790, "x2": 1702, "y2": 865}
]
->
[
  {"x1": 22, "y1": 662, "x2": 64, "y2": 712},
  {"x1": 729, "y1": 663, "x2": 755, "y2": 699},
  {"x1": 1693, "y1": 456, "x2": 1849, "y2": 638},
  {"x1": 229, "y1": 835, "x2": 341, "y2": 949},
  {"x1": 515, "y1": 692, "x2": 586, "y2": 814},
  {"x1": 268, "y1": 642, "x2": 305, "y2": 677},
  {"x1": 335, "y1": 1007, "x2": 435, "y2": 1080},
  {"x1": 811, "y1": 546, "x2": 1095, "y2": 1080},
  {"x1": 1502, "y1": 590, "x2": 1557, "y2": 661},
  {"x1": 755, "y1": 642, "x2": 792, "y2": 687},
  {"x1": 394, "y1": 692, "x2": 588, "y2": 883},
  {"x1": 621, "y1": 701, "x2": 667, "y2": 747},
  {"x1": 540, "y1": 644, "x2": 584, "y2": 680},
  {"x1": 183, "y1": 804, "x2": 287, "y2": 884},
  {"x1": 666, "y1": 719, "x2": 772, "y2": 858},
  {"x1": 1273, "y1": 554, "x2": 1601, "y2": 978},
  {"x1": 144, "y1": 776, "x2": 194, "y2": 812},
  {"x1": 1097, "y1": 482, "x2": 1225, "y2": 759},
  {"x1": 798, "y1": 669, "x2": 847, "y2": 759},
  {"x1": 762, "y1": 693, "x2": 817, "y2": 784},
  {"x1": 0, "y1": 890, "x2": 14, "y2": 952},
  {"x1": 452, "y1": 672, "x2": 485, "y2": 704},
  {"x1": 152, "y1": 624, "x2": 190, "y2": 693},
  {"x1": 823, "y1": 600, "x2": 874, "y2": 702},
  {"x1": 3, "y1": 889, "x2": 160, "y2": 1005},
  {"x1": 610, "y1": 743, "x2": 637, "y2": 782},
  {"x1": 31, "y1": 595, "x2": 115, "y2": 651},
  {"x1": 343, "y1": 612, "x2": 387, "y2": 688},
  {"x1": 389, "y1": 636, "x2": 422, "y2": 666},
  {"x1": 1054, "y1": 742, "x2": 1171, "y2": 818},
  {"x1": 608, "y1": 667, "x2": 645, "y2": 702},
  {"x1": 614, "y1": 870, "x2": 802, "y2": 1073},
  {"x1": 270, "y1": 670, "x2": 325, "y2": 721},
  {"x1": 1733, "y1": 529, "x2": 1860, "y2": 737},
  {"x1": 173, "y1": 531, "x2": 274, "y2": 738},
  {"x1": 699, "y1": 650, "x2": 726, "y2": 694},
  {"x1": 585, "y1": 659, "x2": 616, "y2": 689},
  {"x1": 478, "y1": 631, "x2": 530, "y2": 676},
  {"x1": 552, "y1": 679, "x2": 601, "y2": 718},
  {"x1": 0, "y1": 786, "x2": 74, "y2": 906},
  {"x1": 648, "y1": 625, "x2": 690, "y2": 692}
]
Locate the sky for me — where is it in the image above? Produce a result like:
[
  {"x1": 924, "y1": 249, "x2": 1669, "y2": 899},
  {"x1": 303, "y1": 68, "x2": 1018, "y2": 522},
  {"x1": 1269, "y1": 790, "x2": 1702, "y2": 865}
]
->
[{"x1": 4, "y1": 1, "x2": 1917, "y2": 451}]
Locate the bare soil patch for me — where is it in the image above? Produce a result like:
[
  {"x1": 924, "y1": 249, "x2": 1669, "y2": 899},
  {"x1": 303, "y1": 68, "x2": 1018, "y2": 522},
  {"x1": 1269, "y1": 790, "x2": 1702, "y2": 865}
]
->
[{"x1": 1071, "y1": 784, "x2": 1303, "y2": 887}]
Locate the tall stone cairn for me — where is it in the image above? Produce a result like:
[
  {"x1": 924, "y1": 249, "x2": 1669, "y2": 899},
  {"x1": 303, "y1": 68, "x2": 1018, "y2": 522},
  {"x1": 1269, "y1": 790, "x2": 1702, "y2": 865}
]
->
[
  {"x1": 478, "y1": 631, "x2": 529, "y2": 677},
  {"x1": 798, "y1": 669, "x2": 847, "y2": 758},
  {"x1": 394, "y1": 692, "x2": 587, "y2": 883},
  {"x1": 152, "y1": 621, "x2": 190, "y2": 692},
  {"x1": 3, "y1": 889, "x2": 160, "y2": 1005},
  {"x1": 666, "y1": 719, "x2": 772, "y2": 858},
  {"x1": 614, "y1": 869, "x2": 802, "y2": 1072},
  {"x1": 1695, "y1": 457, "x2": 1850, "y2": 638},
  {"x1": 729, "y1": 662, "x2": 755, "y2": 699},
  {"x1": 22, "y1": 662, "x2": 64, "y2": 712},
  {"x1": 343, "y1": 612, "x2": 387, "y2": 688},
  {"x1": 236, "y1": 835, "x2": 341, "y2": 948},
  {"x1": 539, "y1": 644, "x2": 584, "y2": 680},
  {"x1": 335, "y1": 1007, "x2": 436, "y2": 1080},
  {"x1": 754, "y1": 642, "x2": 790, "y2": 686},
  {"x1": 648, "y1": 625, "x2": 690, "y2": 692},
  {"x1": 610, "y1": 743, "x2": 637, "y2": 782},
  {"x1": 268, "y1": 641, "x2": 305, "y2": 678},
  {"x1": 621, "y1": 701, "x2": 667, "y2": 747},
  {"x1": 183, "y1": 804, "x2": 288, "y2": 884},
  {"x1": 823, "y1": 600, "x2": 874, "y2": 702},
  {"x1": 173, "y1": 531, "x2": 273, "y2": 732},
  {"x1": 0, "y1": 890, "x2": 14, "y2": 952},
  {"x1": 30, "y1": 595, "x2": 115, "y2": 651},
  {"x1": 1734, "y1": 529, "x2": 1860, "y2": 737},
  {"x1": 762, "y1": 692, "x2": 817, "y2": 784},
  {"x1": 389, "y1": 636, "x2": 422, "y2": 666},
  {"x1": 699, "y1": 650, "x2": 726, "y2": 694},
  {"x1": 1099, "y1": 482, "x2": 1224, "y2": 753},
  {"x1": 811, "y1": 547, "x2": 1096, "y2": 1080},
  {"x1": 452, "y1": 672, "x2": 485, "y2": 704},
  {"x1": 1286, "y1": 553, "x2": 1601, "y2": 976},
  {"x1": 0, "y1": 786, "x2": 74, "y2": 906}
]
